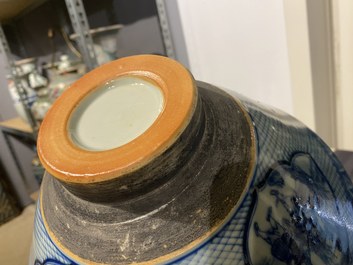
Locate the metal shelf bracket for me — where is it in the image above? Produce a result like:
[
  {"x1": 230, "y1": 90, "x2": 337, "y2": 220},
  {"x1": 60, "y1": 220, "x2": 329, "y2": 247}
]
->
[
  {"x1": 64, "y1": 0, "x2": 98, "y2": 71},
  {"x1": 156, "y1": 0, "x2": 176, "y2": 59}
]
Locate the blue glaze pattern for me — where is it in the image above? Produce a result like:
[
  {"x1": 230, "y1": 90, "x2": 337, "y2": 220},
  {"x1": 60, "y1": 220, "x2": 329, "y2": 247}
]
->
[
  {"x1": 30, "y1": 202, "x2": 76, "y2": 265},
  {"x1": 170, "y1": 98, "x2": 353, "y2": 264},
  {"x1": 34, "y1": 259, "x2": 68, "y2": 265},
  {"x1": 247, "y1": 153, "x2": 350, "y2": 264},
  {"x1": 31, "y1": 96, "x2": 353, "y2": 265}
]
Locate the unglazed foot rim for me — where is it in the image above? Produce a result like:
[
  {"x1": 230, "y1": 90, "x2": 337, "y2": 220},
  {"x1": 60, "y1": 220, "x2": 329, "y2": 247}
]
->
[{"x1": 37, "y1": 55, "x2": 197, "y2": 183}]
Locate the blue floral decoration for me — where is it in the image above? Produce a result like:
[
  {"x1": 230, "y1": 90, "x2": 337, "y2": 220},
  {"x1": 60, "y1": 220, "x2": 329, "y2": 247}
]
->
[{"x1": 246, "y1": 152, "x2": 351, "y2": 265}]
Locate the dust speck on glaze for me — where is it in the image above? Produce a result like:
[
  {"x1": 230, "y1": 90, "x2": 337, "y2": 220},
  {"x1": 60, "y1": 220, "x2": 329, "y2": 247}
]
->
[{"x1": 31, "y1": 55, "x2": 353, "y2": 265}]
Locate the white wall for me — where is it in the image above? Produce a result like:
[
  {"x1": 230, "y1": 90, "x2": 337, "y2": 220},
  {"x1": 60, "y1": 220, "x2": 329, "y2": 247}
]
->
[
  {"x1": 332, "y1": 1, "x2": 353, "y2": 150},
  {"x1": 283, "y1": 0, "x2": 315, "y2": 131},
  {"x1": 176, "y1": 0, "x2": 293, "y2": 114}
]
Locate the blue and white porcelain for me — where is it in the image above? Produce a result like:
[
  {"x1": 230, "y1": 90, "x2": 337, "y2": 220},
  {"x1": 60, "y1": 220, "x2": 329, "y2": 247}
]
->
[{"x1": 30, "y1": 55, "x2": 353, "y2": 265}]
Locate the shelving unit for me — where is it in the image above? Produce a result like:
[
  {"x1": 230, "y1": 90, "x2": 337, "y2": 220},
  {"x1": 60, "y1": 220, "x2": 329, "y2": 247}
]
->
[
  {"x1": 0, "y1": 0, "x2": 175, "y2": 130},
  {"x1": 0, "y1": 25, "x2": 38, "y2": 135},
  {"x1": 0, "y1": 0, "x2": 100, "y2": 133},
  {"x1": 64, "y1": 0, "x2": 98, "y2": 71},
  {"x1": 0, "y1": 0, "x2": 175, "y2": 205}
]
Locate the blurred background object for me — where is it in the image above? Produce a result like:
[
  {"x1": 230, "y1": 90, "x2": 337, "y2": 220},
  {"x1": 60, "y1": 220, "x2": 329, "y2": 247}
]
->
[{"x1": 0, "y1": 0, "x2": 166, "y2": 209}]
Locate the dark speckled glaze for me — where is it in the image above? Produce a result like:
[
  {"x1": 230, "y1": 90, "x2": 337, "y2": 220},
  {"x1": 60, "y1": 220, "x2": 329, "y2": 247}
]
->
[{"x1": 30, "y1": 64, "x2": 353, "y2": 265}]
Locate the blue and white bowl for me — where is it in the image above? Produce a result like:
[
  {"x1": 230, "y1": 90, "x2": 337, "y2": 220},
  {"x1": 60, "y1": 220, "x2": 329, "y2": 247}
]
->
[{"x1": 30, "y1": 55, "x2": 353, "y2": 265}]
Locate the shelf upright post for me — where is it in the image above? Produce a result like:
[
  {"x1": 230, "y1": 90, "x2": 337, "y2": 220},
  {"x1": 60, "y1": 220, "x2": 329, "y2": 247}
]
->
[
  {"x1": 0, "y1": 24, "x2": 38, "y2": 136},
  {"x1": 64, "y1": 0, "x2": 98, "y2": 71},
  {"x1": 155, "y1": 0, "x2": 176, "y2": 59}
]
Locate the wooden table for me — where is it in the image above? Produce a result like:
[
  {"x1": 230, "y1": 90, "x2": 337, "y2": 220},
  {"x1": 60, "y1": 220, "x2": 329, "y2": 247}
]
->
[{"x1": 0, "y1": 117, "x2": 33, "y2": 134}]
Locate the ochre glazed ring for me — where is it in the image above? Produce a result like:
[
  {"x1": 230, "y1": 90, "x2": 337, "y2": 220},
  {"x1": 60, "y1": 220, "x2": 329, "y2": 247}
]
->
[{"x1": 37, "y1": 55, "x2": 197, "y2": 184}]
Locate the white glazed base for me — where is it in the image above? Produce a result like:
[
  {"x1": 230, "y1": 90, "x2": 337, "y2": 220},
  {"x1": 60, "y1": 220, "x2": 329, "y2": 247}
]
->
[{"x1": 68, "y1": 77, "x2": 164, "y2": 151}]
